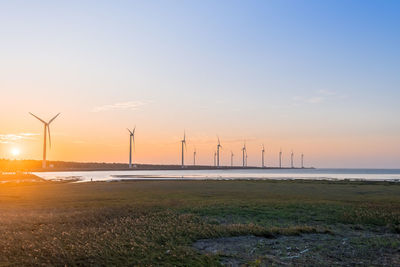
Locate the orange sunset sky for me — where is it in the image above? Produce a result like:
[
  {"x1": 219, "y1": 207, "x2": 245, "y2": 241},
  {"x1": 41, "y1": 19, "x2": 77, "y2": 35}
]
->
[{"x1": 1, "y1": 1, "x2": 400, "y2": 168}]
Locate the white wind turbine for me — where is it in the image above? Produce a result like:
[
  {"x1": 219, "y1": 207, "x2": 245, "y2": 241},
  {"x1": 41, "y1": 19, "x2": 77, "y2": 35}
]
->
[
  {"x1": 231, "y1": 151, "x2": 234, "y2": 167},
  {"x1": 242, "y1": 142, "x2": 246, "y2": 168},
  {"x1": 261, "y1": 144, "x2": 265, "y2": 168},
  {"x1": 291, "y1": 150, "x2": 294, "y2": 168},
  {"x1": 301, "y1": 153, "x2": 304, "y2": 168},
  {"x1": 29, "y1": 112, "x2": 61, "y2": 169},
  {"x1": 127, "y1": 126, "x2": 136, "y2": 168},
  {"x1": 193, "y1": 147, "x2": 197, "y2": 166},
  {"x1": 217, "y1": 136, "x2": 222, "y2": 168},
  {"x1": 181, "y1": 131, "x2": 187, "y2": 168},
  {"x1": 279, "y1": 148, "x2": 282, "y2": 168}
]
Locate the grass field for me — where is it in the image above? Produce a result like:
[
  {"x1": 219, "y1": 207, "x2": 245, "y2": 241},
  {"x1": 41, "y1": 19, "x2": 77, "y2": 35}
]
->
[{"x1": 0, "y1": 180, "x2": 399, "y2": 266}]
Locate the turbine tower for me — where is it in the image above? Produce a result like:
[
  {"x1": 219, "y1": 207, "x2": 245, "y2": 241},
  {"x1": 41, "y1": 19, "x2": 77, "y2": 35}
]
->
[
  {"x1": 242, "y1": 142, "x2": 246, "y2": 168},
  {"x1": 279, "y1": 148, "x2": 282, "y2": 168},
  {"x1": 127, "y1": 126, "x2": 136, "y2": 168},
  {"x1": 291, "y1": 150, "x2": 294, "y2": 168},
  {"x1": 245, "y1": 151, "x2": 248, "y2": 167},
  {"x1": 231, "y1": 151, "x2": 234, "y2": 167},
  {"x1": 213, "y1": 151, "x2": 217, "y2": 167},
  {"x1": 193, "y1": 148, "x2": 197, "y2": 166},
  {"x1": 261, "y1": 144, "x2": 265, "y2": 168},
  {"x1": 301, "y1": 153, "x2": 304, "y2": 168},
  {"x1": 217, "y1": 137, "x2": 222, "y2": 168},
  {"x1": 181, "y1": 131, "x2": 186, "y2": 168},
  {"x1": 29, "y1": 112, "x2": 60, "y2": 169}
]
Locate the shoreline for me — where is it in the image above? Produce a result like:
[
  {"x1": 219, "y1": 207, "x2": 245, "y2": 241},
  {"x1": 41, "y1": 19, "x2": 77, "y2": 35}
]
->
[
  {"x1": 32, "y1": 166, "x2": 315, "y2": 172},
  {"x1": 3, "y1": 168, "x2": 400, "y2": 184},
  {"x1": 1, "y1": 173, "x2": 399, "y2": 184}
]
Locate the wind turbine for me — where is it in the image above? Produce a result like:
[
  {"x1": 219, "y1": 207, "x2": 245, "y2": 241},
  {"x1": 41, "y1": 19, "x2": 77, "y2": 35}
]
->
[
  {"x1": 127, "y1": 126, "x2": 136, "y2": 168},
  {"x1": 181, "y1": 131, "x2": 187, "y2": 168},
  {"x1": 279, "y1": 148, "x2": 282, "y2": 168},
  {"x1": 29, "y1": 112, "x2": 60, "y2": 169},
  {"x1": 217, "y1": 137, "x2": 222, "y2": 168},
  {"x1": 261, "y1": 144, "x2": 265, "y2": 168},
  {"x1": 193, "y1": 147, "x2": 197, "y2": 166},
  {"x1": 301, "y1": 153, "x2": 304, "y2": 168},
  {"x1": 246, "y1": 150, "x2": 248, "y2": 167},
  {"x1": 291, "y1": 150, "x2": 294, "y2": 168},
  {"x1": 231, "y1": 151, "x2": 234, "y2": 167},
  {"x1": 242, "y1": 142, "x2": 246, "y2": 168}
]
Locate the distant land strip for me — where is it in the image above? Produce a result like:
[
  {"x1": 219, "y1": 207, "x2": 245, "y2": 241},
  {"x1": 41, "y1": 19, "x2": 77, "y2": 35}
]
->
[{"x1": 0, "y1": 159, "x2": 314, "y2": 172}]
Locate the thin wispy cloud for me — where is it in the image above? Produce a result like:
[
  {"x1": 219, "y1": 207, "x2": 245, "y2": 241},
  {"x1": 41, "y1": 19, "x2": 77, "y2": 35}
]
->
[
  {"x1": 292, "y1": 96, "x2": 325, "y2": 104},
  {"x1": 306, "y1": 96, "x2": 325, "y2": 104},
  {"x1": 317, "y1": 89, "x2": 337, "y2": 96},
  {"x1": 91, "y1": 101, "x2": 149, "y2": 112},
  {"x1": 293, "y1": 90, "x2": 338, "y2": 105},
  {"x1": 0, "y1": 133, "x2": 39, "y2": 144}
]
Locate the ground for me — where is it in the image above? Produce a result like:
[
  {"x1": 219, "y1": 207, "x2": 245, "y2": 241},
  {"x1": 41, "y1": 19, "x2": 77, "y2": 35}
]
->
[{"x1": 0, "y1": 180, "x2": 399, "y2": 266}]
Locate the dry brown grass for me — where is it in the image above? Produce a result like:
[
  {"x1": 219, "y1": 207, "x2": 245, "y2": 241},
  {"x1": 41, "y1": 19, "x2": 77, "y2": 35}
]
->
[{"x1": 0, "y1": 180, "x2": 399, "y2": 265}]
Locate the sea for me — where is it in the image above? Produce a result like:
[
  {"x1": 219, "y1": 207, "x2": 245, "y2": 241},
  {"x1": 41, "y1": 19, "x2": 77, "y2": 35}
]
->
[{"x1": 34, "y1": 168, "x2": 400, "y2": 183}]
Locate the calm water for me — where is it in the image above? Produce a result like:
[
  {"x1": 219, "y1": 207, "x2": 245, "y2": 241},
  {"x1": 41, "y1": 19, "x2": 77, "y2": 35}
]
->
[{"x1": 34, "y1": 169, "x2": 400, "y2": 182}]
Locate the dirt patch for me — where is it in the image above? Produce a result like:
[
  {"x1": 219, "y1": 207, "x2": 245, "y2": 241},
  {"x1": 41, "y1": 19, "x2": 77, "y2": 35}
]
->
[{"x1": 193, "y1": 228, "x2": 400, "y2": 266}]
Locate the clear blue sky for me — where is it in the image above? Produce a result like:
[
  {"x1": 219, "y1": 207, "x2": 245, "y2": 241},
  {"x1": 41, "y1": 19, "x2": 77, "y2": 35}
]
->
[{"x1": 1, "y1": 0, "x2": 399, "y2": 167}]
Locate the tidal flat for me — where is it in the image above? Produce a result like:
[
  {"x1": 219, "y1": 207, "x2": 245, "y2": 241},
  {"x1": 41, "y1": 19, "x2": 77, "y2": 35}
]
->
[{"x1": 0, "y1": 180, "x2": 399, "y2": 266}]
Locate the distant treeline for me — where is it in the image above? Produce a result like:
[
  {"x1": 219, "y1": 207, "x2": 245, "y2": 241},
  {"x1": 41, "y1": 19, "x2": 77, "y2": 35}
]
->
[
  {"x1": 0, "y1": 159, "x2": 237, "y2": 172},
  {"x1": 0, "y1": 159, "x2": 128, "y2": 172}
]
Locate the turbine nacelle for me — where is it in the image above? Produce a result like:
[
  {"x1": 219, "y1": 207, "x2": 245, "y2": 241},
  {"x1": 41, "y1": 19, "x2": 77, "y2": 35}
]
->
[
  {"x1": 181, "y1": 131, "x2": 187, "y2": 148},
  {"x1": 127, "y1": 126, "x2": 136, "y2": 136},
  {"x1": 242, "y1": 141, "x2": 246, "y2": 152},
  {"x1": 217, "y1": 136, "x2": 222, "y2": 149}
]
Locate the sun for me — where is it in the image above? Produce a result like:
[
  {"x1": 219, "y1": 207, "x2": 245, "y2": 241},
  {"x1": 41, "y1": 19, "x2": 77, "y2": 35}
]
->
[{"x1": 11, "y1": 148, "x2": 20, "y2": 157}]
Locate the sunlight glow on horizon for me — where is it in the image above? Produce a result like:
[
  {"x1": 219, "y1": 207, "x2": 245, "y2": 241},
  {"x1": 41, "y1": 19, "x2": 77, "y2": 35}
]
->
[{"x1": 10, "y1": 148, "x2": 20, "y2": 157}]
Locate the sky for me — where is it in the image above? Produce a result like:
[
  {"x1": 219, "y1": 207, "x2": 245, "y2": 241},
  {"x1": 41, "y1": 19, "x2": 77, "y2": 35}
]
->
[{"x1": 1, "y1": 0, "x2": 400, "y2": 168}]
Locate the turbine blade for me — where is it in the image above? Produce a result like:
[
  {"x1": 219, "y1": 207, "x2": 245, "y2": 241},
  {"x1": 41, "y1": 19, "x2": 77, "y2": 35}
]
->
[
  {"x1": 29, "y1": 112, "x2": 46, "y2": 124},
  {"x1": 48, "y1": 113, "x2": 61, "y2": 124},
  {"x1": 127, "y1": 128, "x2": 133, "y2": 135},
  {"x1": 48, "y1": 125, "x2": 51, "y2": 149}
]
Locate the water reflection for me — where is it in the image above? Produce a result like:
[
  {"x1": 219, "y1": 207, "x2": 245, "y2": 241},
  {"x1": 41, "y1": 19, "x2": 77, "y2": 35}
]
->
[{"x1": 34, "y1": 169, "x2": 400, "y2": 183}]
